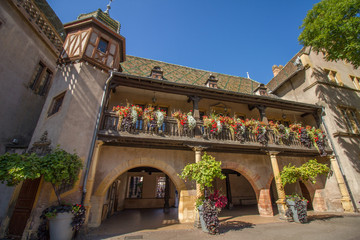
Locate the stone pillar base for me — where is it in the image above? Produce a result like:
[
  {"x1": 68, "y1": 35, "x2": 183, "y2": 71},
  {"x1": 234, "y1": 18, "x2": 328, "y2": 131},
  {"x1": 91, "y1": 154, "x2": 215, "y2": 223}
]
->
[
  {"x1": 341, "y1": 197, "x2": 355, "y2": 213},
  {"x1": 258, "y1": 189, "x2": 274, "y2": 216},
  {"x1": 276, "y1": 199, "x2": 287, "y2": 220},
  {"x1": 193, "y1": 209, "x2": 201, "y2": 228}
]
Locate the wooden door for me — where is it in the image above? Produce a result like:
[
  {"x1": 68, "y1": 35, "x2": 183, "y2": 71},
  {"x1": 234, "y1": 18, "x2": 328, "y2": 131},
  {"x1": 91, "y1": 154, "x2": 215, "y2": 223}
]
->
[{"x1": 8, "y1": 178, "x2": 41, "y2": 237}]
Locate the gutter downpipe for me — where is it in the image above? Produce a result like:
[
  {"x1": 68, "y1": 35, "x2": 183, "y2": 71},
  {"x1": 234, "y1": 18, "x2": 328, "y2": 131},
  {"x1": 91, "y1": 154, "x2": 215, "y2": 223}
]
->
[
  {"x1": 320, "y1": 107, "x2": 358, "y2": 212},
  {"x1": 81, "y1": 70, "x2": 114, "y2": 205}
]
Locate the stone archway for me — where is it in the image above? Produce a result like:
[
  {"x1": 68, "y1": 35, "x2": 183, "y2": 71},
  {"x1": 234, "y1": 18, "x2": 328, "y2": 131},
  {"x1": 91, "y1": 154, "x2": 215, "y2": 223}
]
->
[
  {"x1": 89, "y1": 157, "x2": 191, "y2": 227},
  {"x1": 221, "y1": 161, "x2": 274, "y2": 216}
]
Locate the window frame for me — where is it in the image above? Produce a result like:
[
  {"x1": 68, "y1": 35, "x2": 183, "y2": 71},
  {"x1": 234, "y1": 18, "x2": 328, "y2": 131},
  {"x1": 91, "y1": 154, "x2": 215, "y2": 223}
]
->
[
  {"x1": 325, "y1": 69, "x2": 343, "y2": 86},
  {"x1": 339, "y1": 106, "x2": 360, "y2": 134},
  {"x1": 350, "y1": 75, "x2": 360, "y2": 90},
  {"x1": 29, "y1": 62, "x2": 53, "y2": 96},
  {"x1": 47, "y1": 91, "x2": 66, "y2": 117}
]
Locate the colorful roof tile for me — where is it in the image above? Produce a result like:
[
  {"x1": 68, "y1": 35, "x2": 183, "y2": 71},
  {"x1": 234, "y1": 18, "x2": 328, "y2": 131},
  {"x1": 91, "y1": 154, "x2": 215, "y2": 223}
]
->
[
  {"x1": 121, "y1": 55, "x2": 259, "y2": 95},
  {"x1": 267, "y1": 48, "x2": 305, "y2": 91}
]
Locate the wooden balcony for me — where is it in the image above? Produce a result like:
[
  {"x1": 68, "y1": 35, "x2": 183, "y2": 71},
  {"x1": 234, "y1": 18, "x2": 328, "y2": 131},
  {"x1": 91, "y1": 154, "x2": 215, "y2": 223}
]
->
[{"x1": 98, "y1": 112, "x2": 331, "y2": 156}]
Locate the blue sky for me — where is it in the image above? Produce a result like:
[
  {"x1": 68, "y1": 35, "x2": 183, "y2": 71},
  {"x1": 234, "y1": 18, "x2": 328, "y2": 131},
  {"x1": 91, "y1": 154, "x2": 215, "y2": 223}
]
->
[{"x1": 47, "y1": 0, "x2": 320, "y2": 84}]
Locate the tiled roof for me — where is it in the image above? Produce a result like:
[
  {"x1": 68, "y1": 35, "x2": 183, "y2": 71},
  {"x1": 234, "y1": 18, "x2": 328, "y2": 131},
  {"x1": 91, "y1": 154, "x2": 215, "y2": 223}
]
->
[
  {"x1": 77, "y1": 9, "x2": 120, "y2": 33},
  {"x1": 121, "y1": 55, "x2": 259, "y2": 95},
  {"x1": 267, "y1": 48, "x2": 305, "y2": 92},
  {"x1": 33, "y1": 0, "x2": 65, "y2": 39}
]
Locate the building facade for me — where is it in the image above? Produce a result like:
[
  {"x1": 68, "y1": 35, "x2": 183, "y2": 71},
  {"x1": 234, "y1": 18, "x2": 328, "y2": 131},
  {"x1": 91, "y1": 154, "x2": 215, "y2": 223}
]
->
[
  {"x1": 0, "y1": 1, "x2": 358, "y2": 239},
  {"x1": 268, "y1": 47, "x2": 360, "y2": 212},
  {"x1": 0, "y1": 0, "x2": 64, "y2": 237}
]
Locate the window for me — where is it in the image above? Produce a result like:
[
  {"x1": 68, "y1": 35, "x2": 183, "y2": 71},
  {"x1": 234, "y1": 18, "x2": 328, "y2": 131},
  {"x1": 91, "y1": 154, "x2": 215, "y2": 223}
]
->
[
  {"x1": 350, "y1": 76, "x2": 360, "y2": 90},
  {"x1": 97, "y1": 38, "x2": 108, "y2": 53},
  {"x1": 339, "y1": 107, "x2": 360, "y2": 134},
  {"x1": 325, "y1": 69, "x2": 342, "y2": 85},
  {"x1": 29, "y1": 62, "x2": 53, "y2": 96},
  {"x1": 127, "y1": 176, "x2": 143, "y2": 198},
  {"x1": 48, "y1": 92, "x2": 66, "y2": 117},
  {"x1": 156, "y1": 176, "x2": 166, "y2": 198}
]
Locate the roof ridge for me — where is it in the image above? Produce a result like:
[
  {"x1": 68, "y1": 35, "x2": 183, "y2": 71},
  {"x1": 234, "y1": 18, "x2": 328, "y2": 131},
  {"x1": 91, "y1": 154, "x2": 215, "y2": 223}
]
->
[
  {"x1": 268, "y1": 47, "x2": 305, "y2": 83},
  {"x1": 125, "y1": 55, "x2": 259, "y2": 83}
]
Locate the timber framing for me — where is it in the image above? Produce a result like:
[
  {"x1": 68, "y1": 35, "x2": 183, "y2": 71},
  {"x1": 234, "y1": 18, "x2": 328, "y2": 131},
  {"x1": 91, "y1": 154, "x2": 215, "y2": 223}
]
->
[
  {"x1": 98, "y1": 131, "x2": 331, "y2": 157},
  {"x1": 111, "y1": 72, "x2": 321, "y2": 114}
]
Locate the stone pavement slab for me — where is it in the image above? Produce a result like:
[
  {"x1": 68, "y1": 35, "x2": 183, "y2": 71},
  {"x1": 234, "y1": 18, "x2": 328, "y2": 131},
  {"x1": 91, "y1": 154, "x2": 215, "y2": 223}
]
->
[{"x1": 85, "y1": 212, "x2": 360, "y2": 240}]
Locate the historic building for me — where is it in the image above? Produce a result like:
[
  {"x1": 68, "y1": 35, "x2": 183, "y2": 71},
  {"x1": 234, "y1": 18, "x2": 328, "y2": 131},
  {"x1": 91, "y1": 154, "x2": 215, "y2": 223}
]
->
[
  {"x1": 268, "y1": 47, "x2": 360, "y2": 212},
  {"x1": 0, "y1": 0, "x2": 358, "y2": 239},
  {"x1": 0, "y1": 0, "x2": 64, "y2": 237}
]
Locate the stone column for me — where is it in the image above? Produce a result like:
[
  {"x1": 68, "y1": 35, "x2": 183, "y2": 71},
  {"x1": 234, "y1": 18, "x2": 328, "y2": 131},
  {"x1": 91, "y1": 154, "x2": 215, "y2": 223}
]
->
[
  {"x1": 330, "y1": 155, "x2": 355, "y2": 212},
  {"x1": 268, "y1": 151, "x2": 286, "y2": 219},
  {"x1": 258, "y1": 189, "x2": 274, "y2": 216},
  {"x1": 192, "y1": 146, "x2": 207, "y2": 227},
  {"x1": 84, "y1": 141, "x2": 104, "y2": 225},
  {"x1": 163, "y1": 175, "x2": 170, "y2": 213}
]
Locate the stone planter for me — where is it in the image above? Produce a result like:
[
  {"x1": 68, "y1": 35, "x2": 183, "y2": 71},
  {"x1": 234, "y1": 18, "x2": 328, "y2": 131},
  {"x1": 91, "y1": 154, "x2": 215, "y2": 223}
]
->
[
  {"x1": 198, "y1": 205, "x2": 208, "y2": 233},
  {"x1": 286, "y1": 199, "x2": 308, "y2": 223},
  {"x1": 49, "y1": 212, "x2": 74, "y2": 240}
]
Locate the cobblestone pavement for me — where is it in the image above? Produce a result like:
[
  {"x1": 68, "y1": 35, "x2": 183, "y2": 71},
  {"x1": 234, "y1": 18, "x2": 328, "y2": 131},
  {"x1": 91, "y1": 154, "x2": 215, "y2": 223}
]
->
[{"x1": 84, "y1": 208, "x2": 360, "y2": 240}]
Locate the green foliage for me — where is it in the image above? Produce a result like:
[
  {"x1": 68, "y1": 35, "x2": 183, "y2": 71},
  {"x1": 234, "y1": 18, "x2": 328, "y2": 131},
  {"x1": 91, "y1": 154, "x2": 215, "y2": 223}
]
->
[
  {"x1": 0, "y1": 148, "x2": 82, "y2": 205},
  {"x1": 0, "y1": 153, "x2": 41, "y2": 186},
  {"x1": 280, "y1": 159, "x2": 330, "y2": 186},
  {"x1": 40, "y1": 148, "x2": 83, "y2": 187},
  {"x1": 299, "y1": 0, "x2": 360, "y2": 68},
  {"x1": 179, "y1": 152, "x2": 226, "y2": 192}
]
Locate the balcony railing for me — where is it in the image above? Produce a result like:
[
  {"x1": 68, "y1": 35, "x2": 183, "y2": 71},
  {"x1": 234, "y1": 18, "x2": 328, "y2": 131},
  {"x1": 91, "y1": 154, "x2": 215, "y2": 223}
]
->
[{"x1": 100, "y1": 112, "x2": 323, "y2": 151}]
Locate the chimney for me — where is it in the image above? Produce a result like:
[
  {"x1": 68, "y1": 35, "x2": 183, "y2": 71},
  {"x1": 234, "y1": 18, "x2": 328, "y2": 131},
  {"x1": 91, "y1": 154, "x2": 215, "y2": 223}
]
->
[{"x1": 272, "y1": 65, "x2": 283, "y2": 77}]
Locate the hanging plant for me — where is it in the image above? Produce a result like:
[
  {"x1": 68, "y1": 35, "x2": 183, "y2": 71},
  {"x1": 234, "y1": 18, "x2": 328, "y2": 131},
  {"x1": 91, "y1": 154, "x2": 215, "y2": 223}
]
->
[
  {"x1": 143, "y1": 106, "x2": 155, "y2": 130},
  {"x1": 221, "y1": 116, "x2": 236, "y2": 139},
  {"x1": 306, "y1": 126, "x2": 327, "y2": 156},
  {"x1": 172, "y1": 110, "x2": 187, "y2": 134},
  {"x1": 156, "y1": 109, "x2": 166, "y2": 129},
  {"x1": 269, "y1": 121, "x2": 290, "y2": 145},
  {"x1": 203, "y1": 116, "x2": 218, "y2": 135},
  {"x1": 253, "y1": 121, "x2": 268, "y2": 145},
  {"x1": 131, "y1": 105, "x2": 143, "y2": 125},
  {"x1": 112, "y1": 105, "x2": 130, "y2": 131},
  {"x1": 234, "y1": 119, "x2": 246, "y2": 142},
  {"x1": 187, "y1": 111, "x2": 197, "y2": 131}
]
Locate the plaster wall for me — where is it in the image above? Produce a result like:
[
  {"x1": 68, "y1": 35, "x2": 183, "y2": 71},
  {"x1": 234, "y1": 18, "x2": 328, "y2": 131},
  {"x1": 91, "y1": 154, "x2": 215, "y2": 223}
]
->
[
  {"x1": 0, "y1": 0, "x2": 58, "y2": 229},
  {"x1": 24, "y1": 63, "x2": 110, "y2": 235},
  {"x1": 273, "y1": 50, "x2": 360, "y2": 211},
  {"x1": 0, "y1": 0, "x2": 57, "y2": 152}
]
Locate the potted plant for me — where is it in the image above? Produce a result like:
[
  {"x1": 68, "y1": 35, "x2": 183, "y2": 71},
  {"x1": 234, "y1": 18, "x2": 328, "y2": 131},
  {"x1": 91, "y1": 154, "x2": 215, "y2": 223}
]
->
[
  {"x1": 0, "y1": 147, "x2": 83, "y2": 240},
  {"x1": 280, "y1": 159, "x2": 330, "y2": 223},
  {"x1": 285, "y1": 194, "x2": 308, "y2": 223},
  {"x1": 36, "y1": 147, "x2": 83, "y2": 240},
  {"x1": 179, "y1": 152, "x2": 226, "y2": 234}
]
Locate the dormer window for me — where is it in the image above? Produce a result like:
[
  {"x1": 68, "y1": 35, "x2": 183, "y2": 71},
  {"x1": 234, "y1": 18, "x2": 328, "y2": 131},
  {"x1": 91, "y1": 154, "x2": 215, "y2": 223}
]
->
[
  {"x1": 97, "y1": 38, "x2": 109, "y2": 53},
  {"x1": 149, "y1": 66, "x2": 165, "y2": 80},
  {"x1": 205, "y1": 74, "x2": 219, "y2": 89},
  {"x1": 253, "y1": 84, "x2": 268, "y2": 96}
]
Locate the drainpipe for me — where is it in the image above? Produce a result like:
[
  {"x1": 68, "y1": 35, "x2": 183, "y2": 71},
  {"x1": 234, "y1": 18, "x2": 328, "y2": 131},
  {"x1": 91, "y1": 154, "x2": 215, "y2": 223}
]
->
[
  {"x1": 320, "y1": 107, "x2": 358, "y2": 212},
  {"x1": 81, "y1": 70, "x2": 114, "y2": 204}
]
